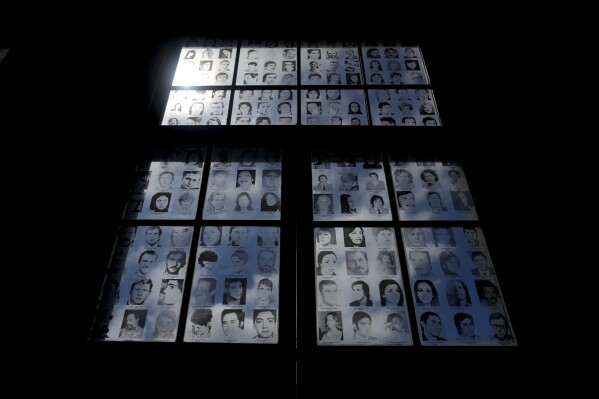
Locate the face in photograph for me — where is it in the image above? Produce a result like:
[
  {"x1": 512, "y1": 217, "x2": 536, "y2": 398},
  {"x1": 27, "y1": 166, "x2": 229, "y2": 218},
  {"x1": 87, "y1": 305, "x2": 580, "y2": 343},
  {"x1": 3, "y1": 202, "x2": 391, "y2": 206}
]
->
[
  {"x1": 321, "y1": 281, "x2": 338, "y2": 306},
  {"x1": 410, "y1": 252, "x2": 432, "y2": 276},
  {"x1": 254, "y1": 310, "x2": 276, "y2": 339},
  {"x1": 347, "y1": 251, "x2": 368, "y2": 275},
  {"x1": 202, "y1": 226, "x2": 221, "y2": 246},
  {"x1": 257, "y1": 250, "x2": 276, "y2": 273},
  {"x1": 230, "y1": 226, "x2": 250, "y2": 246},
  {"x1": 196, "y1": 279, "x2": 215, "y2": 306},
  {"x1": 237, "y1": 170, "x2": 254, "y2": 188},
  {"x1": 171, "y1": 227, "x2": 191, "y2": 247},
  {"x1": 222, "y1": 311, "x2": 243, "y2": 338},
  {"x1": 259, "y1": 227, "x2": 279, "y2": 246},
  {"x1": 398, "y1": 192, "x2": 416, "y2": 210}
]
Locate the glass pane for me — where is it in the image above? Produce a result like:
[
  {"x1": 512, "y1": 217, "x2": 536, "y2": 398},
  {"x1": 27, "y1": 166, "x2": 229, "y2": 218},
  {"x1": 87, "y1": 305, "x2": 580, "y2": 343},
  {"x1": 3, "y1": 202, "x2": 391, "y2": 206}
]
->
[
  {"x1": 172, "y1": 40, "x2": 237, "y2": 86},
  {"x1": 314, "y1": 227, "x2": 413, "y2": 345},
  {"x1": 124, "y1": 146, "x2": 206, "y2": 220},
  {"x1": 184, "y1": 226, "x2": 281, "y2": 343},
  {"x1": 203, "y1": 147, "x2": 282, "y2": 220},
  {"x1": 301, "y1": 89, "x2": 368, "y2": 126},
  {"x1": 236, "y1": 40, "x2": 298, "y2": 85},
  {"x1": 312, "y1": 150, "x2": 391, "y2": 221},
  {"x1": 389, "y1": 158, "x2": 477, "y2": 220},
  {"x1": 361, "y1": 43, "x2": 430, "y2": 85},
  {"x1": 301, "y1": 41, "x2": 362, "y2": 85},
  {"x1": 162, "y1": 90, "x2": 230, "y2": 126},
  {"x1": 401, "y1": 227, "x2": 516, "y2": 345},
  {"x1": 230, "y1": 89, "x2": 297, "y2": 125},
  {"x1": 91, "y1": 225, "x2": 194, "y2": 341},
  {"x1": 368, "y1": 89, "x2": 441, "y2": 126}
]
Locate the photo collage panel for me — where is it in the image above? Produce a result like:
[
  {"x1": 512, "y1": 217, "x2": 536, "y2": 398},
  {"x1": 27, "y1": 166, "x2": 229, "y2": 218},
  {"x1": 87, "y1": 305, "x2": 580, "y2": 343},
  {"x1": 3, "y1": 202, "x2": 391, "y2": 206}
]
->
[
  {"x1": 124, "y1": 146, "x2": 206, "y2": 220},
  {"x1": 162, "y1": 90, "x2": 231, "y2": 126},
  {"x1": 230, "y1": 89, "x2": 297, "y2": 125},
  {"x1": 236, "y1": 40, "x2": 298, "y2": 86},
  {"x1": 172, "y1": 39, "x2": 238, "y2": 86},
  {"x1": 203, "y1": 147, "x2": 282, "y2": 220},
  {"x1": 300, "y1": 40, "x2": 363, "y2": 85},
  {"x1": 390, "y1": 159, "x2": 477, "y2": 220},
  {"x1": 314, "y1": 227, "x2": 413, "y2": 346},
  {"x1": 368, "y1": 89, "x2": 440, "y2": 126},
  {"x1": 184, "y1": 226, "x2": 281, "y2": 343},
  {"x1": 301, "y1": 89, "x2": 368, "y2": 125},
  {"x1": 312, "y1": 150, "x2": 391, "y2": 221},
  {"x1": 91, "y1": 225, "x2": 194, "y2": 342},
  {"x1": 360, "y1": 42, "x2": 429, "y2": 85},
  {"x1": 401, "y1": 227, "x2": 516, "y2": 346}
]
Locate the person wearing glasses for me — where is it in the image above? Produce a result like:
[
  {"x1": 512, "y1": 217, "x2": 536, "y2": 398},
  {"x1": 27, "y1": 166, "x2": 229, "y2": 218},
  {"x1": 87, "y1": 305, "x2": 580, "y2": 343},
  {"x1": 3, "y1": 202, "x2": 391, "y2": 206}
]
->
[{"x1": 489, "y1": 313, "x2": 514, "y2": 343}]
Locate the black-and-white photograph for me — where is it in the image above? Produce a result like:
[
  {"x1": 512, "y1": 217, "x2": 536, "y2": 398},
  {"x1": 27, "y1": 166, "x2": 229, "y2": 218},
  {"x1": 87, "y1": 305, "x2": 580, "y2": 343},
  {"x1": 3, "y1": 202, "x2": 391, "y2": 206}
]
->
[
  {"x1": 311, "y1": 151, "x2": 391, "y2": 221},
  {"x1": 361, "y1": 43, "x2": 430, "y2": 85},
  {"x1": 389, "y1": 159, "x2": 477, "y2": 220},
  {"x1": 172, "y1": 41, "x2": 238, "y2": 86},
  {"x1": 162, "y1": 90, "x2": 230, "y2": 126},
  {"x1": 301, "y1": 89, "x2": 368, "y2": 125},
  {"x1": 368, "y1": 89, "x2": 441, "y2": 126},
  {"x1": 92, "y1": 225, "x2": 195, "y2": 342},
  {"x1": 124, "y1": 147, "x2": 206, "y2": 220},
  {"x1": 401, "y1": 227, "x2": 516, "y2": 346},
  {"x1": 236, "y1": 40, "x2": 297, "y2": 86},
  {"x1": 314, "y1": 227, "x2": 413, "y2": 346},
  {"x1": 231, "y1": 89, "x2": 297, "y2": 125},
  {"x1": 203, "y1": 147, "x2": 282, "y2": 220},
  {"x1": 184, "y1": 225, "x2": 281, "y2": 343},
  {"x1": 300, "y1": 41, "x2": 363, "y2": 85}
]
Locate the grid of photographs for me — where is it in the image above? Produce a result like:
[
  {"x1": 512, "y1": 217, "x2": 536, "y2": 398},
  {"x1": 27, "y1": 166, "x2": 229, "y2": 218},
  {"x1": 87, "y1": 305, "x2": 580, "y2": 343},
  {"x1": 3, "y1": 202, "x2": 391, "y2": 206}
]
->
[
  {"x1": 124, "y1": 146, "x2": 206, "y2": 220},
  {"x1": 203, "y1": 147, "x2": 282, "y2": 220},
  {"x1": 361, "y1": 42, "x2": 429, "y2": 85},
  {"x1": 368, "y1": 89, "x2": 441, "y2": 126},
  {"x1": 172, "y1": 39, "x2": 238, "y2": 86},
  {"x1": 314, "y1": 227, "x2": 413, "y2": 346},
  {"x1": 183, "y1": 226, "x2": 280, "y2": 343},
  {"x1": 401, "y1": 227, "x2": 516, "y2": 346},
  {"x1": 312, "y1": 150, "x2": 391, "y2": 221},
  {"x1": 300, "y1": 41, "x2": 363, "y2": 85},
  {"x1": 389, "y1": 159, "x2": 477, "y2": 220},
  {"x1": 230, "y1": 89, "x2": 297, "y2": 125},
  {"x1": 162, "y1": 90, "x2": 231, "y2": 126},
  {"x1": 91, "y1": 225, "x2": 194, "y2": 341},
  {"x1": 236, "y1": 40, "x2": 298, "y2": 86},
  {"x1": 301, "y1": 89, "x2": 368, "y2": 126}
]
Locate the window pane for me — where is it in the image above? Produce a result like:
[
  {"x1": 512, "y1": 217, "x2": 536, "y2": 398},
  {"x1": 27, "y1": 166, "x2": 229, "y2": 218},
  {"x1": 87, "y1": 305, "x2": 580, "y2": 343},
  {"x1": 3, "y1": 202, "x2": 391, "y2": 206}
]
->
[
  {"x1": 314, "y1": 227, "x2": 413, "y2": 345},
  {"x1": 312, "y1": 150, "x2": 391, "y2": 221},
  {"x1": 203, "y1": 147, "x2": 282, "y2": 220},
  {"x1": 92, "y1": 225, "x2": 194, "y2": 341},
  {"x1": 389, "y1": 159, "x2": 477, "y2": 220},
  {"x1": 162, "y1": 90, "x2": 230, "y2": 126},
  {"x1": 368, "y1": 89, "x2": 441, "y2": 126},
  {"x1": 236, "y1": 40, "x2": 298, "y2": 85},
  {"x1": 172, "y1": 40, "x2": 237, "y2": 86},
  {"x1": 301, "y1": 89, "x2": 368, "y2": 126},
  {"x1": 184, "y1": 226, "x2": 281, "y2": 343},
  {"x1": 124, "y1": 147, "x2": 206, "y2": 220},
  {"x1": 401, "y1": 227, "x2": 516, "y2": 345},
  {"x1": 231, "y1": 89, "x2": 297, "y2": 125}
]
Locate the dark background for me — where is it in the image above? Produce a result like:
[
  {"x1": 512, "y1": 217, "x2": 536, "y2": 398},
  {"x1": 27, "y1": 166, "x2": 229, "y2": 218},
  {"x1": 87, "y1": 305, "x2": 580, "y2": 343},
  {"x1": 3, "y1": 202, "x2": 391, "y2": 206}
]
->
[{"x1": 1, "y1": 10, "x2": 555, "y2": 396}]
